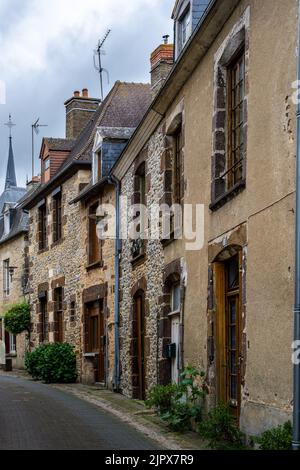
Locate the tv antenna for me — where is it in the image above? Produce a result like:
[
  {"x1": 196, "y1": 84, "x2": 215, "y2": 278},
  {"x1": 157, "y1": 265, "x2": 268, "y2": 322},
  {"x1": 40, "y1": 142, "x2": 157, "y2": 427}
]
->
[
  {"x1": 94, "y1": 29, "x2": 111, "y2": 100},
  {"x1": 31, "y1": 118, "x2": 48, "y2": 179}
]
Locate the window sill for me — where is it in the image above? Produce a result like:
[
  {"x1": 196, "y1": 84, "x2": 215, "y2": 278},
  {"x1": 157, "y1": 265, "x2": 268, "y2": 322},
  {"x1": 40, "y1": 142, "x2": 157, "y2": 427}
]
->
[
  {"x1": 86, "y1": 261, "x2": 104, "y2": 271},
  {"x1": 38, "y1": 247, "x2": 49, "y2": 255},
  {"x1": 51, "y1": 238, "x2": 64, "y2": 249},
  {"x1": 210, "y1": 179, "x2": 246, "y2": 212},
  {"x1": 168, "y1": 310, "x2": 180, "y2": 318},
  {"x1": 161, "y1": 233, "x2": 175, "y2": 247},
  {"x1": 84, "y1": 352, "x2": 99, "y2": 358}
]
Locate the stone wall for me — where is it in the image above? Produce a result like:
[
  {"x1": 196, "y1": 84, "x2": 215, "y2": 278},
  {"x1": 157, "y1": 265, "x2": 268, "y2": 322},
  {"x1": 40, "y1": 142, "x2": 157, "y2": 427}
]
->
[
  {"x1": 28, "y1": 169, "x2": 90, "y2": 378},
  {"x1": 79, "y1": 185, "x2": 117, "y2": 387},
  {"x1": 0, "y1": 233, "x2": 29, "y2": 368},
  {"x1": 119, "y1": 125, "x2": 165, "y2": 398}
]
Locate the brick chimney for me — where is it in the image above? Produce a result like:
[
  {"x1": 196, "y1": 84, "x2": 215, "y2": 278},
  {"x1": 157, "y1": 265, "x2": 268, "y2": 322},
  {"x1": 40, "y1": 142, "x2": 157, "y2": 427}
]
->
[
  {"x1": 150, "y1": 35, "x2": 174, "y2": 98},
  {"x1": 64, "y1": 89, "x2": 101, "y2": 140},
  {"x1": 26, "y1": 175, "x2": 41, "y2": 192}
]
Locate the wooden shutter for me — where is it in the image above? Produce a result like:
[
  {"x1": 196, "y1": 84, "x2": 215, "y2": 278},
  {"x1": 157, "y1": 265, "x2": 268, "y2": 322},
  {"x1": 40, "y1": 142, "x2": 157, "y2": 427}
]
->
[
  {"x1": 214, "y1": 262, "x2": 227, "y2": 404},
  {"x1": 53, "y1": 198, "x2": 57, "y2": 243}
]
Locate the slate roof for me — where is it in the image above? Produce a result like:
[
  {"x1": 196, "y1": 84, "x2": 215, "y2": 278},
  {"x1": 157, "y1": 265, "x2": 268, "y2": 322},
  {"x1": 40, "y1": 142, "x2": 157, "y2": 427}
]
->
[
  {"x1": 42, "y1": 138, "x2": 76, "y2": 153},
  {"x1": 0, "y1": 187, "x2": 27, "y2": 215},
  {"x1": 23, "y1": 81, "x2": 152, "y2": 209},
  {"x1": 0, "y1": 188, "x2": 35, "y2": 245},
  {"x1": 67, "y1": 81, "x2": 152, "y2": 164}
]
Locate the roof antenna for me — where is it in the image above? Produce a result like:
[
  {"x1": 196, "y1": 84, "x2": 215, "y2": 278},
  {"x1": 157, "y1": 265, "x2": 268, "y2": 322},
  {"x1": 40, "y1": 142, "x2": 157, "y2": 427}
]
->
[
  {"x1": 31, "y1": 118, "x2": 48, "y2": 179},
  {"x1": 94, "y1": 29, "x2": 111, "y2": 101}
]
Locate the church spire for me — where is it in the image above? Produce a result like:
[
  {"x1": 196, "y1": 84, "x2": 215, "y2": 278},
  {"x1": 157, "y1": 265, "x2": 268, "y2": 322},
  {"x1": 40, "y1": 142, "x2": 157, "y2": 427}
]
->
[{"x1": 4, "y1": 114, "x2": 17, "y2": 190}]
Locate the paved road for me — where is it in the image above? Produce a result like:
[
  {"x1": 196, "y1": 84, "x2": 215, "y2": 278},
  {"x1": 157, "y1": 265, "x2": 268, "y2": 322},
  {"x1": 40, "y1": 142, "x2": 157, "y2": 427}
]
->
[{"x1": 0, "y1": 375, "x2": 160, "y2": 450}]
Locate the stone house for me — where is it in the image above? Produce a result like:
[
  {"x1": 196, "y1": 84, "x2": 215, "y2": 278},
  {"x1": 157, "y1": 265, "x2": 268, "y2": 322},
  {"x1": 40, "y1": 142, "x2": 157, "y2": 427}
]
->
[
  {"x1": 111, "y1": 0, "x2": 297, "y2": 436},
  {"x1": 23, "y1": 82, "x2": 151, "y2": 386},
  {"x1": 0, "y1": 125, "x2": 30, "y2": 369}
]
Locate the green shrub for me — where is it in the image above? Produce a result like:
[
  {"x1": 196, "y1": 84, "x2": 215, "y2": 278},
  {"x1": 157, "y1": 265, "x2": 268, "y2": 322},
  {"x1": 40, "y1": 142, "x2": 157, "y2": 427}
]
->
[
  {"x1": 198, "y1": 403, "x2": 245, "y2": 449},
  {"x1": 25, "y1": 343, "x2": 77, "y2": 384},
  {"x1": 254, "y1": 421, "x2": 292, "y2": 451},
  {"x1": 146, "y1": 366, "x2": 207, "y2": 433},
  {"x1": 25, "y1": 345, "x2": 44, "y2": 379},
  {"x1": 4, "y1": 303, "x2": 31, "y2": 335},
  {"x1": 145, "y1": 384, "x2": 180, "y2": 413}
]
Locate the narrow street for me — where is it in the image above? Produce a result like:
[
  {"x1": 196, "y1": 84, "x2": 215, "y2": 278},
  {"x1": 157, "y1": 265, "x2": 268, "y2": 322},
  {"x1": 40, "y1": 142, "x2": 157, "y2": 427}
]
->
[{"x1": 0, "y1": 375, "x2": 160, "y2": 450}]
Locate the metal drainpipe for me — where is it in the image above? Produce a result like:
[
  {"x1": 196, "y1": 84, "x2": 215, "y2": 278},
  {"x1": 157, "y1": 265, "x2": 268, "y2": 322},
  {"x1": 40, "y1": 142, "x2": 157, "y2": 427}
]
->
[
  {"x1": 109, "y1": 175, "x2": 121, "y2": 392},
  {"x1": 293, "y1": 0, "x2": 300, "y2": 451}
]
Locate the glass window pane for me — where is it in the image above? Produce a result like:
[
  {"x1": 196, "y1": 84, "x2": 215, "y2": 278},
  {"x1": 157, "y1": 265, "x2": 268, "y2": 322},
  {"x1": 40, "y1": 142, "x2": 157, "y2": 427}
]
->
[{"x1": 172, "y1": 284, "x2": 181, "y2": 312}]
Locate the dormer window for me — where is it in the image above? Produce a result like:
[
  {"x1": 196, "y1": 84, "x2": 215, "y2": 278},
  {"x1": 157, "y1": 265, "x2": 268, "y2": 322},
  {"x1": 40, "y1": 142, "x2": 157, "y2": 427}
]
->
[
  {"x1": 179, "y1": 7, "x2": 191, "y2": 52},
  {"x1": 92, "y1": 150, "x2": 102, "y2": 184},
  {"x1": 44, "y1": 158, "x2": 50, "y2": 171},
  {"x1": 3, "y1": 210, "x2": 10, "y2": 236},
  {"x1": 173, "y1": 0, "x2": 210, "y2": 59}
]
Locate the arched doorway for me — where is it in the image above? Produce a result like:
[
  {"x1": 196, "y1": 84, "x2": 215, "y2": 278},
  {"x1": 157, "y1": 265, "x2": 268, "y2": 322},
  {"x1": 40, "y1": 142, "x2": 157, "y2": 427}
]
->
[
  {"x1": 214, "y1": 246, "x2": 243, "y2": 419},
  {"x1": 132, "y1": 291, "x2": 145, "y2": 400}
]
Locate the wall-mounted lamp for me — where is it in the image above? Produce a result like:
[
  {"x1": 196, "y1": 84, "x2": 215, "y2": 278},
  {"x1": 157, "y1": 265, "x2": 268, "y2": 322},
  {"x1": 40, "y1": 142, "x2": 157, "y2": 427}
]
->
[{"x1": 8, "y1": 266, "x2": 18, "y2": 282}]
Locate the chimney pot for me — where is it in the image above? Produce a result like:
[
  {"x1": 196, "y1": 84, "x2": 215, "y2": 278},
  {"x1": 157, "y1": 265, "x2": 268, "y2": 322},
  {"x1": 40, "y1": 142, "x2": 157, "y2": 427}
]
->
[
  {"x1": 74, "y1": 90, "x2": 80, "y2": 97},
  {"x1": 82, "y1": 88, "x2": 89, "y2": 98},
  {"x1": 150, "y1": 41, "x2": 174, "y2": 98}
]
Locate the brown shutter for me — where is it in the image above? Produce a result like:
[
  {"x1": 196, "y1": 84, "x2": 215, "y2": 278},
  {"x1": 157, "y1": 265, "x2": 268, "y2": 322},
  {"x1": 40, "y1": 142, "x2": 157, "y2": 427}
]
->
[
  {"x1": 214, "y1": 262, "x2": 226, "y2": 404},
  {"x1": 53, "y1": 198, "x2": 57, "y2": 243}
]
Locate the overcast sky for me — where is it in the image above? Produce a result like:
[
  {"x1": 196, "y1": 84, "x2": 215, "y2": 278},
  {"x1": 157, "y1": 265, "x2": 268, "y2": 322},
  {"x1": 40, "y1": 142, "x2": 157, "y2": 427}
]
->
[{"x1": 0, "y1": 0, "x2": 174, "y2": 191}]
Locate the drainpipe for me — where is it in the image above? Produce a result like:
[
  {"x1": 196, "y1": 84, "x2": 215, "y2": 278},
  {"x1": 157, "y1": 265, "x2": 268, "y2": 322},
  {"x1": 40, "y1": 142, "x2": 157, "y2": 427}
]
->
[
  {"x1": 293, "y1": 0, "x2": 300, "y2": 451},
  {"x1": 109, "y1": 175, "x2": 121, "y2": 391}
]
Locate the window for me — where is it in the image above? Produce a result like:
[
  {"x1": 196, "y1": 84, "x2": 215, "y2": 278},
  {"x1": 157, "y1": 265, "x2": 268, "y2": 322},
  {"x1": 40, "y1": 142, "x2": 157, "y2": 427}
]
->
[
  {"x1": 178, "y1": 7, "x2": 191, "y2": 52},
  {"x1": 131, "y1": 163, "x2": 146, "y2": 261},
  {"x1": 3, "y1": 259, "x2": 10, "y2": 296},
  {"x1": 44, "y1": 158, "x2": 50, "y2": 171},
  {"x1": 92, "y1": 151, "x2": 102, "y2": 184},
  {"x1": 227, "y1": 50, "x2": 245, "y2": 189},
  {"x1": 3, "y1": 210, "x2": 10, "y2": 236},
  {"x1": 54, "y1": 287, "x2": 64, "y2": 343},
  {"x1": 171, "y1": 283, "x2": 181, "y2": 314},
  {"x1": 174, "y1": 126, "x2": 184, "y2": 204},
  {"x1": 97, "y1": 151, "x2": 102, "y2": 182},
  {"x1": 38, "y1": 202, "x2": 47, "y2": 250},
  {"x1": 70, "y1": 301, "x2": 76, "y2": 322},
  {"x1": 211, "y1": 24, "x2": 248, "y2": 209},
  {"x1": 88, "y1": 203, "x2": 101, "y2": 265},
  {"x1": 9, "y1": 333, "x2": 16, "y2": 354},
  {"x1": 53, "y1": 191, "x2": 62, "y2": 243},
  {"x1": 40, "y1": 294, "x2": 48, "y2": 343}
]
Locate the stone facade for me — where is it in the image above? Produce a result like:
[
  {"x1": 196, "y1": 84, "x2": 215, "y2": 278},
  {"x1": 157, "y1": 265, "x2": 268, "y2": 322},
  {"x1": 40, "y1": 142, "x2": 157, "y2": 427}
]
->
[
  {"x1": 114, "y1": 0, "x2": 298, "y2": 436},
  {"x1": 0, "y1": 233, "x2": 29, "y2": 368},
  {"x1": 28, "y1": 170, "x2": 90, "y2": 377},
  {"x1": 78, "y1": 185, "x2": 117, "y2": 387},
  {"x1": 119, "y1": 127, "x2": 166, "y2": 398}
]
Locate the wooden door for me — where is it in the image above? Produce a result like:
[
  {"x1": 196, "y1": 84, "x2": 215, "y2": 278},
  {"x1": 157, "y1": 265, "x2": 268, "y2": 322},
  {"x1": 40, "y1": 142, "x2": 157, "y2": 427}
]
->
[
  {"x1": 88, "y1": 302, "x2": 105, "y2": 383},
  {"x1": 98, "y1": 304, "x2": 105, "y2": 383},
  {"x1": 136, "y1": 295, "x2": 145, "y2": 400},
  {"x1": 215, "y1": 253, "x2": 242, "y2": 419}
]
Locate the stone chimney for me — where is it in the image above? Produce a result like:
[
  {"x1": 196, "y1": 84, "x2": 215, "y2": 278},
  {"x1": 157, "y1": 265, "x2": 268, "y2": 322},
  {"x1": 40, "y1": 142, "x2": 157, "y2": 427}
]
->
[
  {"x1": 150, "y1": 35, "x2": 174, "y2": 98},
  {"x1": 64, "y1": 89, "x2": 101, "y2": 140}
]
